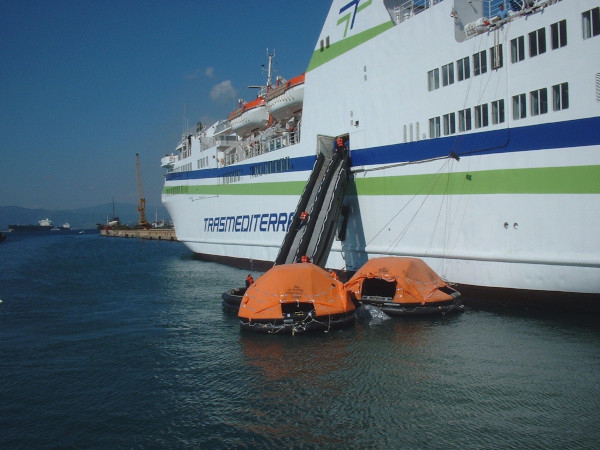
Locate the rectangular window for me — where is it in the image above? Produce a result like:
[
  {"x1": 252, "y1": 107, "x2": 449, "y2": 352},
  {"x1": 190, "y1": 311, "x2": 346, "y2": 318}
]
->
[
  {"x1": 512, "y1": 93, "x2": 527, "y2": 120},
  {"x1": 473, "y1": 50, "x2": 487, "y2": 76},
  {"x1": 551, "y1": 20, "x2": 567, "y2": 49},
  {"x1": 442, "y1": 62, "x2": 454, "y2": 86},
  {"x1": 529, "y1": 27, "x2": 546, "y2": 57},
  {"x1": 530, "y1": 88, "x2": 548, "y2": 116},
  {"x1": 552, "y1": 82, "x2": 569, "y2": 111},
  {"x1": 428, "y1": 68, "x2": 440, "y2": 91},
  {"x1": 458, "y1": 108, "x2": 471, "y2": 132},
  {"x1": 429, "y1": 117, "x2": 441, "y2": 138},
  {"x1": 457, "y1": 56, "x2": 470, "y2": 81},
  {"x1": 491, "y1": 99, "x2": 505, "y2": 125},
  {"x1": 582, "y1": 7, "x2": 600, "y2": 39},
  {"x1": 443, "y1": 112, "x2": 456, "y2": 135},
  {"x1": 511, "y1": 36, "x2": 525, "y2": 63},
  {"x1": 474, "y1": 104, "x2": 489, "y2": 128},
  {"x1": 490, "y1": 43, "x2": 503, "y2": 69}
]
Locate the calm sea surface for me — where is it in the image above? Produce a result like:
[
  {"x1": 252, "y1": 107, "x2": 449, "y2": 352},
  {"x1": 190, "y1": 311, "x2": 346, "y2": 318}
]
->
[{"x1": 1, "y1": 232, "x2": 599, "y2": 448}]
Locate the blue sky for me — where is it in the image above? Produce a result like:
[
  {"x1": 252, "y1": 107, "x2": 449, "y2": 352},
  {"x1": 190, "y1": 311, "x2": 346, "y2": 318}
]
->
[{"x1": 0, "y1": 0, "x2": 331, "y2": 210}]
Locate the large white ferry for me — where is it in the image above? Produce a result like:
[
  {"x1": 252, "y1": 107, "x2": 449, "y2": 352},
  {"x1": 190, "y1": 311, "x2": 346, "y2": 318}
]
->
[{"x1": 162, "y1": 0, "x2": 600, "y2": 300}]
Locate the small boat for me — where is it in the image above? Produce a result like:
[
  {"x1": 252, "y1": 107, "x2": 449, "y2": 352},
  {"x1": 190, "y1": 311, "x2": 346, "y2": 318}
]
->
[
  {"x1": 345, "y1": 257, "x2": 463, "y2": 316},
  {"x1": 238, "y1": 263, "x2": 355, "y2": 334},
  {"x1": 221, "y1": 286, "x2": 247, "y2": 313},
  {"x1": 265, "y1": 73, "x2": 305, "y2": 121},
  {"x1": 228, "y1": 97, "x2": 270, "y2": 137},
  {"x1": 0, "y1": 232, "x2": 6, "y2": 242}
]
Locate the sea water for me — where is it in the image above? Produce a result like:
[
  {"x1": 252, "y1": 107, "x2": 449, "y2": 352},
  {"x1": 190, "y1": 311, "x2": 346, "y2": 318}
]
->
[{"x1": 1, "y1": 232, "x2": 599, "y2": 448}]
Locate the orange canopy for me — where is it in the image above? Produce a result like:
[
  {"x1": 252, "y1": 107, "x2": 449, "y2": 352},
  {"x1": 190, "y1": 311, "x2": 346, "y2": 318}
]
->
[
  {"x1": 238, "y1": 263, "x2": 354, "y2": 321},
  {"x1": 344, "y1": 257, "x2": 455, "y2": 305}
]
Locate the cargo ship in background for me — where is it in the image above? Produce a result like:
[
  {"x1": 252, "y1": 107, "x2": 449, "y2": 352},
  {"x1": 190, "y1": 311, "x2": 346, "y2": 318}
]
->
[
  {"x1": 161, "y1": 0, "x2": 600, "y2": 302},
  {"x1": 8, "y1": 218, "x2": 54, "y2": 232}
]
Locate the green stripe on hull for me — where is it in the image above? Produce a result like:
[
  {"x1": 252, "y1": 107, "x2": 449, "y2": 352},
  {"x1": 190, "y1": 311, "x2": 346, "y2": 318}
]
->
[
  {"x1": 349, "y1": 165, "x2": 600, "y2": 196},
  {"x1": 163, "y1": 165, "x2": 600, "y2": 196},
  {"x1": 307, "y1": 21, "x2": 394, "y2": 72}
]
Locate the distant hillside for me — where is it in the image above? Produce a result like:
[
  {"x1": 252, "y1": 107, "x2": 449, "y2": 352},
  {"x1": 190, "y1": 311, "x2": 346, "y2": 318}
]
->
[{"x1": 0, "y1": 203, "x2": 171, "y2": 230}]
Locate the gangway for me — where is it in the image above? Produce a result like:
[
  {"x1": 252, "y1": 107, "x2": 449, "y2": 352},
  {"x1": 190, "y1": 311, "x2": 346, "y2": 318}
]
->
[{"x1": 274, "y1": 144, "x2": 350, "y2": 267}]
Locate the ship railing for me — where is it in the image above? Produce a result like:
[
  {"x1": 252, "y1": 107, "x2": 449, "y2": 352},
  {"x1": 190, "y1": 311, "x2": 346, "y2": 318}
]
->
[
  {"x1": 484, "y1": 0, "x2": 559, "y2": 18},
  {"x1": 465, "y1": 1, "x2": 562, "y2": 37},
  {"x1": 388, "y1": 0, "x2": 443, "y2": 25},
  {"x1": 224, "y1": 122, "x2": 302, "y2": 166},
  {"x1": 199, "y1": 134, "x2": 237, "y2": 152}
]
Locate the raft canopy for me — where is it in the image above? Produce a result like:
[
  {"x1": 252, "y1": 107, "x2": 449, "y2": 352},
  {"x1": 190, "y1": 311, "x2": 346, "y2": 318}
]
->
[
  {"x1": 345, "y1": 257, "x2": 460, "y2": 306},
  {"x1": 239, "y1": 263, "x2": 354, "y2": 320}
]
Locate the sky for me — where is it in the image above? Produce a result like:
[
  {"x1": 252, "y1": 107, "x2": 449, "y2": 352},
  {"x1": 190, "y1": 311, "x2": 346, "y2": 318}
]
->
[{"x1": 0, "y1": 0, "x2": 331, "y2": 210}]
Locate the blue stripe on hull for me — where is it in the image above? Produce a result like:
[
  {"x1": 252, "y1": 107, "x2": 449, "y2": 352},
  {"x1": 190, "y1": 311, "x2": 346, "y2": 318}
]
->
[{"x1": 166, "y1": 116, "x2": 600, "y2": 182}]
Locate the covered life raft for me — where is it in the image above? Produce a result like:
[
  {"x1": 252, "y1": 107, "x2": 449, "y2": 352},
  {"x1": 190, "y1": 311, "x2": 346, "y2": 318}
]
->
[
  {"x1": 344, "y1": 257, "x2": 463, "y2": 315},
  {"x1": 238, "y1": 263, "x2": 356, "y2": 334}
]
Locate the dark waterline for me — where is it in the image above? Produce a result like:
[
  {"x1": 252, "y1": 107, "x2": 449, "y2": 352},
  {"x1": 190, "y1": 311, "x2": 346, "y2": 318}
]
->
[{"x1": 1, "y1": 233, "x2": 599, "y2": 448}]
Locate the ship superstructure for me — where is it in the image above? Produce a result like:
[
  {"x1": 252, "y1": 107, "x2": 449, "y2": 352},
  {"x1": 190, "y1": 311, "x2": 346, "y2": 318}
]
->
[{"x1": 162, "y1": 0, "x2": 600, "y2": 298}]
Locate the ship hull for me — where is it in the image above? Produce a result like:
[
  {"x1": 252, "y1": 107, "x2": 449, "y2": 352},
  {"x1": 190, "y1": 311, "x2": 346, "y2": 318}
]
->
[{"x1": 8, "y1": 225, "x2": 53, "y2": 232}]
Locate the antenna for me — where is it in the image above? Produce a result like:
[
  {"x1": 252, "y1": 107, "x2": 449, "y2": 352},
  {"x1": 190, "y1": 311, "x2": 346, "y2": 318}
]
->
[
  {"x1": 266, "y1": 48, "x2": 274, "y2": 89},
  {"x1": 182, "y1": 103, "x2": 189, "y2": 135},
  {"x1": 248, "y1": 49, "x2": 276, "y2": 93}
]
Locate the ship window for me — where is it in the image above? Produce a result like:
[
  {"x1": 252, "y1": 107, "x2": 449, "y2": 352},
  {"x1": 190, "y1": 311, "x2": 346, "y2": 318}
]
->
[
  {"x1": 458, "y1": 108, "x2": 471, "y2": 132},
  {"x1": 551, "y1": 20, "x2": 567, "y2": 49},
  {"x1": 443, "y1": 112, "x2": 456, "y2": 135},
  {"x1": 428, "y1": 68, "x2": 440, "y2": 91},
  {"x1": 457, "y1": 56, "x2": 470, "y2": 81},
  {"x1": 582, "y1": 7, "x2": 600, "y2": 39},
  {"x1": 512, "y1": 93, "x2": 527, "y2": 120},
  {"x1": 491, "y1": 99, "x2": 505, "y2": 124},
  {"x1": 442, "y1": 63, "x2": 454, "y2": 86},
  {"x1": 473, "y1": 50, "x2": 487, "y2": 76},
  {"x1": 429, "y1": 117, "x2": 441, "y2": 138},
  {"x1": 474, "y1": 104, "x2": 489, "y2": 128},
  {"x1": 529, "y1": 27, "x2": 546, "y2": 57},
  {"x1": 511, "y1": 36, "x2": 525, "y2": 63},
  {"x1": 552, "y1": 82, "x2": 569, "y2": 111},
  {"x1": 530, "y1": 88, "x2": 548, "y2": 116},
  {"x1": 490, "y1": 43, "x2": 503, "y2": 69}
]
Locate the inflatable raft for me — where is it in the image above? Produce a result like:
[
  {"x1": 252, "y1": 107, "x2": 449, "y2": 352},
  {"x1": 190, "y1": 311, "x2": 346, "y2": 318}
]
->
[
  {"x1": 238, "y1": 263, "x2": 355, "y2": 334},
  {"x1": 221, "y1": 287, "x2": 246, "y2": 313},
  {"x1": 345, "y1": 257, "x2": 463, "y2": 316}
]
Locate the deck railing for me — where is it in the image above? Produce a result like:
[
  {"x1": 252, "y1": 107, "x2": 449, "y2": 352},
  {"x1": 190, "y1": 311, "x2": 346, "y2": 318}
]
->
[{"x1": 227, "y1": 122, "x2": 301, "y2": 165}]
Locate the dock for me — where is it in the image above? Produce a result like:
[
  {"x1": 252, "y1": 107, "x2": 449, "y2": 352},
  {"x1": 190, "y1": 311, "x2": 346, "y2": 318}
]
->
[{"x1": 100, "y1": 228, "x2": 177, "y2": 241}]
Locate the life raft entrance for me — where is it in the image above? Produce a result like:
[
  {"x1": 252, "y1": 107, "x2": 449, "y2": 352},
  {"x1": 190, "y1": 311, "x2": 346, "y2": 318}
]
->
[{"x1": 361, "y1": 278, "x2": 396, "y2": 299}]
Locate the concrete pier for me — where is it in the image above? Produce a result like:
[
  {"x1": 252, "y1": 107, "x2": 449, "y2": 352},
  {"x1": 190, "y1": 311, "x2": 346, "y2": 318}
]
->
[{"x1": 100, "y1": 228, "x2": 177, "y2": 241}]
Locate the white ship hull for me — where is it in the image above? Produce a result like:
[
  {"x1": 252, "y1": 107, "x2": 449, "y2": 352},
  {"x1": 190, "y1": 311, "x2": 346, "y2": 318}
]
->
[{"x1": 162, "y1": 0, "x2": 600, "y2": 298}]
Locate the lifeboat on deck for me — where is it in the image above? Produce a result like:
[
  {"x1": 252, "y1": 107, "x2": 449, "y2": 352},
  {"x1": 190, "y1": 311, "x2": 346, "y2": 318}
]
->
[
  {"x1": 265, "y1": 73, "x2": 305, "y2": 121},
  {"x1": 344, "y1": 257, "x2": 463, "y2": 316},
  {"x1": 228, "y1": 97, "x2": 269, "y2": 137},
  {"x1": 238, "y1": 263, "x2": 356, "y2": 334}
]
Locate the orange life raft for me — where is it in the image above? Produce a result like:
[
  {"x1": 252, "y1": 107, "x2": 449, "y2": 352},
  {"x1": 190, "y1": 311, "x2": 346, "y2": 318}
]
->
[
  {"x1": 238, "y1": 263, "x2": 356, "y2": 334},
  {"x1": 344, "y1": 257, "x2": 463, "y2": 315}
]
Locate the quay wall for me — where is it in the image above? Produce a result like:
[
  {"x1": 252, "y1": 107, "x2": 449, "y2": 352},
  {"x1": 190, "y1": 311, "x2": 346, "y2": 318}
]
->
[{"x1": 100, "y1": 229, "x2": 177, "y2": 241}]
